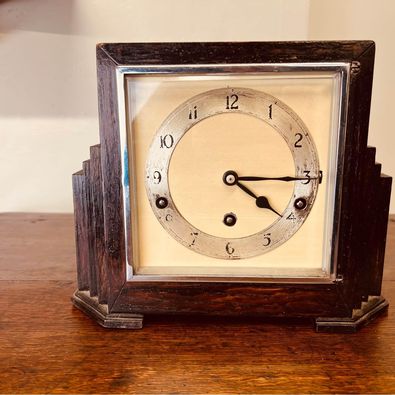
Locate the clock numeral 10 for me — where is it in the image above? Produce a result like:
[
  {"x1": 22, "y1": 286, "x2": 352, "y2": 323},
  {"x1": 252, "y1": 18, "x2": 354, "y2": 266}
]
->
[
  {"x1": 226, "y1": 94, "x2": 239, "y2": 110},
  {"x1": 160, "y1": 134, "x2": 174, "y2": 149}
]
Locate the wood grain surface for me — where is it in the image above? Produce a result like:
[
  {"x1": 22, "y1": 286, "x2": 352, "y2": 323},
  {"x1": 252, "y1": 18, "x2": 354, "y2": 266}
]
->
[{"x1": 0, "y1": 212, "x2": 395, "y2": 394}]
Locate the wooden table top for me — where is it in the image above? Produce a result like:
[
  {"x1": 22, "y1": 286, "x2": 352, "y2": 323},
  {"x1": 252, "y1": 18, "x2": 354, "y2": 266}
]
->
[{"x1": 1, "y1": 213, "x2": 394, "y2": 394}]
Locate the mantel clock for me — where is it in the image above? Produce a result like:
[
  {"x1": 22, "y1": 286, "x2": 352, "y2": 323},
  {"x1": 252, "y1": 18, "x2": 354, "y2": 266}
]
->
[{"x1": 72, "y1": 41, "x2": 392, "y2": 332}]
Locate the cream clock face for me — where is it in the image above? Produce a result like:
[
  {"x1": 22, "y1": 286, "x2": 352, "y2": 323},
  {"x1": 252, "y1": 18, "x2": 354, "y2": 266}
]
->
[
  {"x1": 145, "y1": 87, "x2": 321, "y2": 259},
  {"x1": 124, "y1": 68, "x2": 345, "y2": 279}
]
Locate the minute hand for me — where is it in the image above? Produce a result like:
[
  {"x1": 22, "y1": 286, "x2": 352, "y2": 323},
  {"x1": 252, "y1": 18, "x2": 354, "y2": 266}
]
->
[{"x1": 238, "y1": 175, "x2": 319, "y2": 182}]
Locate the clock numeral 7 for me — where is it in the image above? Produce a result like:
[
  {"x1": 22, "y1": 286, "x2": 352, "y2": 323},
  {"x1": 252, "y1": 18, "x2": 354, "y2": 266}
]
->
[{"x1": 226, "y1": 94, "x2": 239, "y2": 110}]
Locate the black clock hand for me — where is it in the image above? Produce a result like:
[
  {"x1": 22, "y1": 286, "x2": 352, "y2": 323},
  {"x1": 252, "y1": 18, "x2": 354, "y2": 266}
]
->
[
  {"x1": 238, "y1": 171, "x2": 323, "y2": 183},
  {"x1": 239, "y1": 175, "x2": 310, "y2": 182},
  {"x1": 235, "y1": 181, "x2": 282, "y2": 218}
]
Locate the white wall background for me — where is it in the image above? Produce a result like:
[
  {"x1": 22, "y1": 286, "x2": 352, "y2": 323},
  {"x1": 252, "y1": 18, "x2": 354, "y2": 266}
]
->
[{"x1": 0, "y1": 0, "x2": 394, "y2": 212}]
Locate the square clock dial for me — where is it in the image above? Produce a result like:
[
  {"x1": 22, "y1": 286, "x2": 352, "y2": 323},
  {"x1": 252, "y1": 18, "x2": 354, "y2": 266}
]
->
[{"x1": 72, "y1": 42, "x2": 391, "y2": 332}]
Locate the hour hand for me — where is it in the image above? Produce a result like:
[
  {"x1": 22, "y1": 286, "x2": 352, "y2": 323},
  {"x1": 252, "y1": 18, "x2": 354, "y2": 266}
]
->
[{"x1": 223, "y1": 171, "x2": 282, "y2": 217}]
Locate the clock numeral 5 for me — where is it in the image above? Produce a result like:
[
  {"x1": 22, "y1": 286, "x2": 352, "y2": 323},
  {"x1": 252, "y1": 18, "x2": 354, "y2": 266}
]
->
[
  {"x1": 263, "y1": 233, "x2": 271, "y2": 247},
  {"x1": 226, "y1": 94, "x2": 239, "y2": 110}
]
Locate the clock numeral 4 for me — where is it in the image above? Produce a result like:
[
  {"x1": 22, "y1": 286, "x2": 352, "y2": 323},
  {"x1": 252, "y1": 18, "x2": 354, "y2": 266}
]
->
[
  {"x1": 286, "y1": 212, "x2": 297, "y2": 221},
  {"x1": 226, "y1": 94, "x2": 239, "y2": 110}
]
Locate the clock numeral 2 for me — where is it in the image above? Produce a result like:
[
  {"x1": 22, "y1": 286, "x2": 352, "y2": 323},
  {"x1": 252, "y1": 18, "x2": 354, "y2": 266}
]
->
[
  {"x1": 160, "y1": 134, "x2": 174, "y2": 149},
  {"x1": 294, "y1": 133, "x2": 303, "y2": 148},
  {"x1": 226, "y1": 94, "x2": 239, "y2": 110}
]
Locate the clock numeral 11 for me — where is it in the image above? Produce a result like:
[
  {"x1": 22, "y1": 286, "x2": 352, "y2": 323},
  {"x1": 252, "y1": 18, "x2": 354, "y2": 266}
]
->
[{"x1": 188, "y1": 106, "x2": 198, "y2": 120}]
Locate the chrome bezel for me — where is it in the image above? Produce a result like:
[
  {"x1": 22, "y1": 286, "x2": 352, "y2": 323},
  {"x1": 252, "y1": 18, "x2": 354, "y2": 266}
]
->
[{"x1": 115, "y1": 62, "x2": 350, "y2": 283}]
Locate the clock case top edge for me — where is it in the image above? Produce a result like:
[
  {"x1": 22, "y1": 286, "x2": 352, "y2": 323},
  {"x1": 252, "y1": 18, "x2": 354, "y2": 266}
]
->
[{"x1": 83, "y1": 41, "x2": 391, "y2": 319}]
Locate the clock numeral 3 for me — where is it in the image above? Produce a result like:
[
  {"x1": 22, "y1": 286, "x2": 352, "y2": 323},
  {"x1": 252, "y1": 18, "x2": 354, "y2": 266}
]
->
[
  {"x1": 302, "y1": 170, "x2": 311, "y2": 184},
  {"x1": 160, "y1": 134, "x2": 174, "y2": 149},
  {"x1": 263, "y1": 233, "x2": 271, "y2": 247},
  {"x1": 226, "y1": 94, "x2": 239, "y2": 110}
]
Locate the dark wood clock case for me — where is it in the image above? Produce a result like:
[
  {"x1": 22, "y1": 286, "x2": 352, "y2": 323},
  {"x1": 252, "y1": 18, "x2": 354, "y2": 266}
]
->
[{"x1": 71, "y1": 41, "x2": 391, "y2": 332}]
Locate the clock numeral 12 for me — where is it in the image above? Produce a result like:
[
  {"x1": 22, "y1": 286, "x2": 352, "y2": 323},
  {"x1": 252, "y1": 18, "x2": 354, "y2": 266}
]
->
[{"x1": 226, "y1": 94, "x2": 239, "y2": 110}]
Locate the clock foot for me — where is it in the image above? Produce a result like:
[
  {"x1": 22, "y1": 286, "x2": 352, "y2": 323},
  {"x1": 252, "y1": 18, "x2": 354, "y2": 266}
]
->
[
  {"x1": 72, "y1": 290, "x2": 144, "y2": 329},
  {"x1": 315, "y1": 296, "x2": 388, "y2": 333}
]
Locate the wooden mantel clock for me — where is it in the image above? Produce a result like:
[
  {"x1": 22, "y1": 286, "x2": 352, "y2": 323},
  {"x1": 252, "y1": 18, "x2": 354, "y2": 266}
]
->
[{"x1": 72, "y1": 41, "x2": 392, "y2": 332}]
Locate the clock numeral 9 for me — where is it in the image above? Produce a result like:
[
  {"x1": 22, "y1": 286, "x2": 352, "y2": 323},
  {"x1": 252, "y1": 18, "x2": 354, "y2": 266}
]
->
[
  {"x1": 263, "y1": 233, "x2": 271, "y2": 247},
  {"x1": 226, "y1": 94, "x2": 239, "y2": 110},
  {"x1": 160, "y1": 134, "x2": 174, "y2": 149},
  {"x1": 153, "y1": 171, "x2": 162, "y2": 184},
  {"x1": 226, "y1": 242, "x2": 235, "y2": 255}
]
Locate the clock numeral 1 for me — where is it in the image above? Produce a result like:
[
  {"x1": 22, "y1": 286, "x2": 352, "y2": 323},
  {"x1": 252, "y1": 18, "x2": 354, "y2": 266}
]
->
[
  {"x1": 268, "y1": 104, "x2": 273, "y2": 119},
  {"x1": 263, "y1": 233, "x2": 271, "y2": 247},
  {"x1": 160, "y1": 134, "x2": 174, "y2": 149},
  {"x1": 188, "y1": 106, "x2": 198, "y2": 120},
  {"x1": 226, "y1": 242, "x2": 235, "y2": 255},
  {"x1": 226, "y1": 94, "x2": 239, "y2": 110}
]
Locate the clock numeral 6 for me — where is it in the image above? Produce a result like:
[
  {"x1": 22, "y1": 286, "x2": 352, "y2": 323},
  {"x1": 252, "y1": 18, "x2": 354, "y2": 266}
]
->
[
  {"x1": 226, "y1": 94, "x2": 239, "y2": 110},
  {"x1": 160, "y1": 134, "x2": 174, "y2": 149},
  {"x1": 263, "y1": 233, "x2": 271, "y2": 247},
  {"x1": 226, "y1": 242, "x2": 235, "y2": 255},
  {"x1": 188, "y1": 232, "x2": 199, "y2": 247}
]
